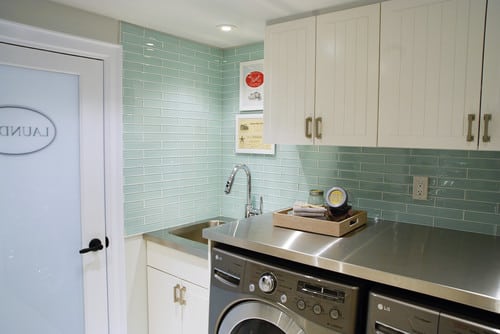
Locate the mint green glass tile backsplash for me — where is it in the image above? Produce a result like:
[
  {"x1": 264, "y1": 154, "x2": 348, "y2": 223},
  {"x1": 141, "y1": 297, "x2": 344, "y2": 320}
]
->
[
  {"x1": 122, "y1": 23, "x2": 500, "y2": 236},
  {"x1": 121, "y1": 23, "x2": 223, "y2": 235}
]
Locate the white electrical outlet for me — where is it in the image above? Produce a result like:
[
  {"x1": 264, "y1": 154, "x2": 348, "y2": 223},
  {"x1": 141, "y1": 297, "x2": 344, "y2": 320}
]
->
[{"x1": 412, "y1": 176, "x2": 428, "y2": 200}]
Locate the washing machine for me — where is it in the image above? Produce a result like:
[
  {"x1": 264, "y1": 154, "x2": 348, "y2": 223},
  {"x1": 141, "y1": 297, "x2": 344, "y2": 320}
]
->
[{"x1": 208, "y1": 246, "x2": 365, "y2": 334}]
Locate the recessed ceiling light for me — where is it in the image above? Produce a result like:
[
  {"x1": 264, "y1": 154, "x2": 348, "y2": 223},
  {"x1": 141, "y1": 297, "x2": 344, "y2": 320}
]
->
[{"x1": 217, "y1": 24, "x2": 238, "y2": 32}]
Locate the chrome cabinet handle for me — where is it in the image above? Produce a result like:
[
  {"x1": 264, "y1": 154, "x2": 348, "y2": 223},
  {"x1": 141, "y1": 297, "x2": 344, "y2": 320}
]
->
[
  {"x1": 173, "y1": 284, "x2": 181, "y2": 304},
  {"x1": 315, "y1": 117, "x2": 322, "y2": 139},
  {"x1": 179, "y1": 286, "x2": 186, "y2": 305},
  {"x1": 466, "y1": 114, "x2": 476, "y2": 142},
  {"x1": 305, "y1": 117, "x2": 313, "y2": 138},
  {"x1": 483, "y1": 114, "x2": 492, "y2": 143}
]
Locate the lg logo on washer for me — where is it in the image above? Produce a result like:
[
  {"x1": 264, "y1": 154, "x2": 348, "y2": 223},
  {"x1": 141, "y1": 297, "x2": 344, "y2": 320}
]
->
[{"x1": 0, "y1": 105, "x2": 57, "y2": 155}]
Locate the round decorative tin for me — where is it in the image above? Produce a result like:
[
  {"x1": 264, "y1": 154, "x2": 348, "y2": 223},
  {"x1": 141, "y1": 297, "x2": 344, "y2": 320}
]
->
[{"x1": 325, "y1": 186, "x2": 349, "y2": 216}]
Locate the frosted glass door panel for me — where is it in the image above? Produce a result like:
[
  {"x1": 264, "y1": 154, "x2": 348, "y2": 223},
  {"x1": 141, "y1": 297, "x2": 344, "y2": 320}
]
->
[
  {"x1": 0, "y1": 42, "x2": 108, "y2": 334},
  {"x1": 0, "y1": 63, "x2": 83, "y2": 333}
]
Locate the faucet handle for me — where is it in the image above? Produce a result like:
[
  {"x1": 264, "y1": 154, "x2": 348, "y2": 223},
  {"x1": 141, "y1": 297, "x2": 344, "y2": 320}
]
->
[{"x1": 246, "y1": 196, "x2": 263, "y2": 217}]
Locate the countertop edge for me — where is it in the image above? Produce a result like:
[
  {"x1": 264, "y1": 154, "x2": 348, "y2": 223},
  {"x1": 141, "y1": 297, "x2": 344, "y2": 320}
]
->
[{"x1": 143, "y1": 233, "x2": 208, "y2": 259}]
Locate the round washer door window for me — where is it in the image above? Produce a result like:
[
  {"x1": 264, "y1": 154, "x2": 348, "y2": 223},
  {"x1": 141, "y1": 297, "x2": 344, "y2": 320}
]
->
[{"x1": 218, "y1": 301, "x2": 304, "y2": 334}]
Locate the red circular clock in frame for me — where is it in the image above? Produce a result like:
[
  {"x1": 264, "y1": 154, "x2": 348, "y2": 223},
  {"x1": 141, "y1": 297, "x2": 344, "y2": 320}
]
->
[{"x1": 245, "y1": 71, "x2": 264, "y2": 88}]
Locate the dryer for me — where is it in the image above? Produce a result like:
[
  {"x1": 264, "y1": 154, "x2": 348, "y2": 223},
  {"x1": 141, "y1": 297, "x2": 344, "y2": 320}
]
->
[
  {"x1": 366, "y1": 290, "x2": 500, "y2": 334},
  {"x1": 208, "y1": 246, "x2": 365, "y2": 334}
]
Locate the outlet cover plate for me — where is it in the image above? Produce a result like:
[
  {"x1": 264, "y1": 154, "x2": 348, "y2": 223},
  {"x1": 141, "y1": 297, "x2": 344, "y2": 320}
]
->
[{"x1": 412, "y1": 176, "x2": 428, "y2": 200}]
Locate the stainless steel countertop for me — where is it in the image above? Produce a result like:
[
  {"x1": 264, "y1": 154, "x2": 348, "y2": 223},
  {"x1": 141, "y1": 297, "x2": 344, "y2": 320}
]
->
[
  {"x1": 143, "y1": 216, "x2": 235, "y2": 259},
  {"x1": 202, "y1": 213, "x2": 500, "y2": 314}
]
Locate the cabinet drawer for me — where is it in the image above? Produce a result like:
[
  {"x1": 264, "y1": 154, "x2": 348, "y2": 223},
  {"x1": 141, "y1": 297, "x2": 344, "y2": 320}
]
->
[{"x1": 146, "y1": 241, "x2": 209, "y2": 288}]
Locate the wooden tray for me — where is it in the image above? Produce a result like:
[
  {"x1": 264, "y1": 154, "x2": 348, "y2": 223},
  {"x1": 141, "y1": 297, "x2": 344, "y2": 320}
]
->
[{"x1": 272, "y1": 208, "x2": 367, "y2": 237}]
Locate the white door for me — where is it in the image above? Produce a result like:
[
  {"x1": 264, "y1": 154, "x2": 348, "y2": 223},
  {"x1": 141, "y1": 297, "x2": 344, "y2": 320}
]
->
[
  {"x1": 480, "y1": 0, "x2": 500, "y2": 150},
  {"x1": 147, "y1": 267, "x2": 182, "y2": 334},
  {"x1": 182, "y1": 280, "x2": 209, "y2": 333},
  {"x1": 263, "y1": 16, "x2": 316, "y2": 145},
  {"x1": 316, "y1": 3, "x2": 380, "y2": 147},
  {"x1": 378, "y1": 0, "x2": 486, "y2": 149},
  {"x1": 0, "y1": 42, "x2": 108, "y2": 333}
]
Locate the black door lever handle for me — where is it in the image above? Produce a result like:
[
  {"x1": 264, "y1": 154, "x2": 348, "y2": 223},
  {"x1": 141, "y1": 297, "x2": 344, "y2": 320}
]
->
[{"x1": 79, "y1": 237, "x2": 108, "y2": 254}]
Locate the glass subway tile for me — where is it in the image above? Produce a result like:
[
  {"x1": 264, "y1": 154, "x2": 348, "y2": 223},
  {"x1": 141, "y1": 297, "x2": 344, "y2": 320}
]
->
[{"x1": 122, "y1": 25, "x2": 500, "y2": 236}]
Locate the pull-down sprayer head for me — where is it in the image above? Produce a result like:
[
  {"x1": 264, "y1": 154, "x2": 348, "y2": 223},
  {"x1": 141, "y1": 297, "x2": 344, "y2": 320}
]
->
[{"x1": 224, "y1": 163, "x2": 250, "y2": 194}]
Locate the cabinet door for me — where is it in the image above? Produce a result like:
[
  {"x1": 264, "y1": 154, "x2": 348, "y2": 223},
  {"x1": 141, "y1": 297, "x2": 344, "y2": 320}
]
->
[
  {"x1": 147, "y1": 267, "x2": 182, "y2": 334},
  {"x1": 480, "y1": 0, "x2": 500, "y2": 150},
  {"x1": 181, "y1": 281, "x2": 209, "y2": 334},
  {"x1": 264, "y1": 16, "x2": 316, "y2": 145},
  {"x1": 316, "y1": 3, "x2": 380, "y2": 147},
  {"x1": 378, "y1": 0, "x2": 486, "y2": 149}
]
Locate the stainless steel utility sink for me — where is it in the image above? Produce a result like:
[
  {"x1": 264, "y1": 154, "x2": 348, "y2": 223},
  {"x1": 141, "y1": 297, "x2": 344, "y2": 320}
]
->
[{"x1": 169, "y1": 219, "x2": 226, "y2": 245}]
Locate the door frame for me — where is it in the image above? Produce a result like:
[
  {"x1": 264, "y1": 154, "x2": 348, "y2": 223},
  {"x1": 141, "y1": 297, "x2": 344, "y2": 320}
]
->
[{"x1": 0, "y1": 18, "x2": 126, "y2": 334}]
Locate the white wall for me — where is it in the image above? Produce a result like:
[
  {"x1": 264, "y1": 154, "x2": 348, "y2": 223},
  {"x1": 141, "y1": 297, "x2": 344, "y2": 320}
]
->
[{"x1": 0, "y1": 0, "x2": 119, "y2": 44}]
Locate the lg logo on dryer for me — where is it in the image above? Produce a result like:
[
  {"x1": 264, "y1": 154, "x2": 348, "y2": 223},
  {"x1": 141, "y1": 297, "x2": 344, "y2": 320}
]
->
[
  {"x1": 377, "y1": 303, "x2": 391, "y2": 312},
  {"x1": 0, "y1": 105, "x2": 57, "y2": 155}
]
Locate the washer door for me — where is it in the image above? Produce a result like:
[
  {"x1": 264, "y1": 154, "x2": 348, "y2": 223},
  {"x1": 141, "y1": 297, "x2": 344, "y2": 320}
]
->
[{"x1": 218, "y1": 301, "x2": 305, "y2": 334}]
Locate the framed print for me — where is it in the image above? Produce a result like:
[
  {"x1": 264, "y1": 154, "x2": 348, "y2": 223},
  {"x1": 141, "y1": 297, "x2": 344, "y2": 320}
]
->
[
  {"x1": 235, "y1": 114, "x2": 275, "y2": 155},
  {"x1": 239, "y1": 60, "x2": 264, "y2": 111}
]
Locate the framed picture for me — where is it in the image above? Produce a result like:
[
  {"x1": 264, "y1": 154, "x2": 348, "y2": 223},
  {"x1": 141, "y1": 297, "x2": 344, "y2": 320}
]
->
[
  {"x1": 239, "y1": 60, "x2": 264, "y2": 111},
  {"x1": 235, "y1": 114, "x2": 275, "y2": 155}
]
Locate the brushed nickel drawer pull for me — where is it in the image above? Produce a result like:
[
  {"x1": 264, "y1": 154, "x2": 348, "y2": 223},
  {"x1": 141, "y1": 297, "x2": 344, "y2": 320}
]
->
[
  {"x1": 466, "y1": 114, "x2": 475, "y2": 142},
  {"x1": 179, "y1": 286, "x2": 187, "y2": 305},
  {"x1": 315, "y1": 117, "x2": 322, "y2": 139},
  {"x1": 173, "y1": 284, "x2": 181, "y2": 304},
  {"x1": 483, "y1": 114, "x2": 492, "y2": 143},
  {"x1": 305, "y1": 117, "x2": 313, "y2": 139}
]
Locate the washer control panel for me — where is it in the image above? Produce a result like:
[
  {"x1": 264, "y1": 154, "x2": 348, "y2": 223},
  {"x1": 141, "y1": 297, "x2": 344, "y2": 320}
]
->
[
  {"x1": 258, "y1": 273, "x2": 276, "y2": 293},
  {"x1": 212, "y1": 247, "x2": 360, "y2": 333}
]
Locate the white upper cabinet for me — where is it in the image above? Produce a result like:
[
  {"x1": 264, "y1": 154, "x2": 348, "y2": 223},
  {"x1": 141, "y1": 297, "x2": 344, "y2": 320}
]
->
[
  {"x1": 480, "y1": 0, "x2": 500, "y2": 150},
  {"x1": 316, "y1": 3, "x2": 380, "y2": 146},
  {"x1": 264, "y1": 4, "x2": 380, "y2": 146},
  {"x1": 378, "y1": 0, "x2": 486, "y2": 149},
  {"x1": 264, "y1": 17, "x2": 316, "y2": 145}
]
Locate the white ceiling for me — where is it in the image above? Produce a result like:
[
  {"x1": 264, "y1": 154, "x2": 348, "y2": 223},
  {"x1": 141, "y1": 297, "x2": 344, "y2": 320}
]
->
[{"x1": 48, "y1": 0, "x2": 364, "y2": 48}]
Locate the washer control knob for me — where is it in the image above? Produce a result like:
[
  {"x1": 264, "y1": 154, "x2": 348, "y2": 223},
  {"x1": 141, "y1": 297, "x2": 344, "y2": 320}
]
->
[
  {"x1": 296, "y1": 299, "x2": 306, "y2": 310},
  {"x1": 258, "y1": 273, "x2": 276, "y2": 293},
  {"x1": 312, "y1": 304, "x2": 322, "y2": 315},
  {"x1": 329, "y1": 308, "x2": 340, "y2": 320}
]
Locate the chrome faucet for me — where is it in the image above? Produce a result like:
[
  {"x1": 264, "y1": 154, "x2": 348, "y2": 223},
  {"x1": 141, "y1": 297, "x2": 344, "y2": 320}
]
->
[{"x1": 224, "y1": 163, "x2": 262, "y2": 218}]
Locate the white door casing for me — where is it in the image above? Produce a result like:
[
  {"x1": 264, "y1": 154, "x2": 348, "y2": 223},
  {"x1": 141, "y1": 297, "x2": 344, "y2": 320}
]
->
[
  {"x1": 0, "y1": 41, "x2": 109, "y2": 333},
  {"x1": 0, "y1": 19, "x2": 125, "y2": 334}
]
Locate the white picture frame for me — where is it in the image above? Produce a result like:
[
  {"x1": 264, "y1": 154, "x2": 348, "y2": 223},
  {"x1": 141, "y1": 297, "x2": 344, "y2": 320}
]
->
[
  {"x1": 235, "y1": 114, "x2": 275, "y2": 155},
  {"x1": 239, "y1": 60, "x2": 264, "y2": 111}
]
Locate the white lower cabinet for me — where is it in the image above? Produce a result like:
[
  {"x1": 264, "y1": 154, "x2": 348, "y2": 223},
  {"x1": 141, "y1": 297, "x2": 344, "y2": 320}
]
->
[{"x1": 146, "y1": 241, "x2": 209, "y2": 334}]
